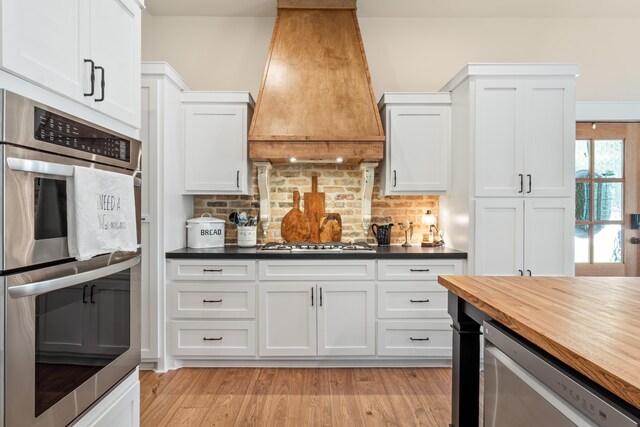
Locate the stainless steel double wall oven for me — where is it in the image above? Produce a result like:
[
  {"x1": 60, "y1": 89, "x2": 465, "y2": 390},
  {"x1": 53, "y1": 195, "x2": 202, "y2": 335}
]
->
[{"x1": 0, "y1": 91, "x2": 142, "y2": 426}]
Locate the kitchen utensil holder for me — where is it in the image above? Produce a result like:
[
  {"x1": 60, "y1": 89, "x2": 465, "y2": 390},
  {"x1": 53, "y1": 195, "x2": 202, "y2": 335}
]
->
[{"x1": 237, "y1": 226, "x2": 257, "y2": 247}]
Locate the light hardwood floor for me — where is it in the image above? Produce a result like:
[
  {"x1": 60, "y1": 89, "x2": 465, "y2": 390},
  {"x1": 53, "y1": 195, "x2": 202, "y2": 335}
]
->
[{"x1": 140, "y1": 368, "x2": 452, "y2": 426}]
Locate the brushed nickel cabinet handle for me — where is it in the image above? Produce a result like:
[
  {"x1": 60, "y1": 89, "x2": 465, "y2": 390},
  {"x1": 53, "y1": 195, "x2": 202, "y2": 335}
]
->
[
  {"x1": 527, "y1": 174, "x2": 532, "y2": 193},
  {"x1": 393, "y1": 170, "x2": 397, "y2": 187}
]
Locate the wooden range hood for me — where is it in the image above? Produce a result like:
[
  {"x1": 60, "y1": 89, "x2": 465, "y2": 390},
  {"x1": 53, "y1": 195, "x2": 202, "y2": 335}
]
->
[{"x1": 248, "y1": 0, "x2": 384, "y2": 163}]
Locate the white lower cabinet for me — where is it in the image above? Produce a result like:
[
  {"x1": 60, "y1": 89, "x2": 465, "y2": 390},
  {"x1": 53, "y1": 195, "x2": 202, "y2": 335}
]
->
[
  {"x1": 259, "y1": 283, "x2": 316, "y2": 356},
  {"x1": 74, "y1": 369, "x2": 139, "y2": 427},
  {"x1": 170, "y1": 321, "x2": 256, "y2": 357},
  {"x1": 167, "y1": 260, "x2": 258, "y2": 358},
  {"x1": 376, "y1": 259, "x2": 463, "y2": 359},
  {"x1": 166, "y1": 258, "x2": 464, "y2": 364},
  {"x1": 377, "y1": 320, "x2": 452, "y2": 357},
  {"x1": 475, "y1": 198, "x2": 574, "y2": 276},
  {"x1": 259, "y1": 282, "x2": 375, "y2": 357}
]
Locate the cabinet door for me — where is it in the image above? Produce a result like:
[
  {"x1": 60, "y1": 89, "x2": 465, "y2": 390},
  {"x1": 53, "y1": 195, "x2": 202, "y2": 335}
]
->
[
  {"x1": 259, "y1": 283, "x2": 316, "y2": 356},
  {"x1": 388, "y1": 106, "x2": 450, "y2": 193},
  {"x1": 475, "y1": 198, "x2": 524, "y2": 275},
  {"x1": 317, "y1": 283, "x2": 375, "y2": 356},
  {"x1": 184, "y1": 105, "x2": 246, "y2": 194},
  {"x1": 475, "y1": 80, "x2": 525, "y2": 197},
  {"x1": 524, "y1": 80, "x2": 575, "y2": 197},
  {"x1": 87, "y1": 0, "x2": 141, "y2": 126},
  {"x1": 1, "y1": 0, "x2": 87, "y2": 99},
  {"x1": 524, "y1": 198, "x2": 574, "y2": 276}
]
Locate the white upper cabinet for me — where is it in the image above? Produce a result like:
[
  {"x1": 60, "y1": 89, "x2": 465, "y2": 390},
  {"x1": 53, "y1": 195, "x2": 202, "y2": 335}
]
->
[
  {"x1": 475, "y1": 80, "x2": 525, "y2": 197},
  {"x1": 0, "y1": 0, "x2": 141, "y2": 128},
  {"x1": 86, "y1": 0, "x2": 141, "y2": 127},
  {"x1": 379, "y1": 93, "x2": 451, "y2": 195},
  {"x1": 181, "y1": 92, "x2": 254, "y2": 195},
  {"x1": 474, "y1": 77, "x2": 575, "y2": 198},
  {"x1": 524, "y1": 80, "x2": 575, "y2": 197},
  {"x1": 1, "y1": 0, "x2": 87, "y2": 98}
]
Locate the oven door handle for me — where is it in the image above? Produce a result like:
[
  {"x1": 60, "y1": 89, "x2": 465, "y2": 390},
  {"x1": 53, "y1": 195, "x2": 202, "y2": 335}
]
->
[
  {"x1": 6, "y1": 157, "x2": 142, "y2": 187},
  {"x1": 8, "y1": 256, "x2": 140, "y2": 298}
]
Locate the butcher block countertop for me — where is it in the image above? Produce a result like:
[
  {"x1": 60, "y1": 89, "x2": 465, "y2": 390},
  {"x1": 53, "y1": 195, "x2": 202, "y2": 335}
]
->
[{"x1": 438, "y1": 275, "x2": 640, "y2": 409}]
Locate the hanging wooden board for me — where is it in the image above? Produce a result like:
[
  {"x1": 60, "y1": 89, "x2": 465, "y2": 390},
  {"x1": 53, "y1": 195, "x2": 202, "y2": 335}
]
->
[
  {"x1": 281, "y1": 190, "x2": 310, "y2": 242},
  {"x1": 304, "y1": 176, "x2": 325, "y2": 242}
]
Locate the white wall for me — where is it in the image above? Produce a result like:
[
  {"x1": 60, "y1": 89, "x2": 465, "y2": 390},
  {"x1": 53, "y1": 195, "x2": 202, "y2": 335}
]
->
[{"x1": 142, "y1": 14, "x2": 640, "y2": 101}]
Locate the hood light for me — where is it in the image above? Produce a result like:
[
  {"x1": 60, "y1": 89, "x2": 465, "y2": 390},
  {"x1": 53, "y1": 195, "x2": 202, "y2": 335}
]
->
[{"x1": 286, "y1": 158, "x2": 345, "y2": 164}]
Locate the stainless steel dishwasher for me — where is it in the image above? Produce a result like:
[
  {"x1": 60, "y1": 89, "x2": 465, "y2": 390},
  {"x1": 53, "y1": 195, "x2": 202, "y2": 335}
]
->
[{"x1": 483, "y1": 321, "x2": 640, "y2": 427}]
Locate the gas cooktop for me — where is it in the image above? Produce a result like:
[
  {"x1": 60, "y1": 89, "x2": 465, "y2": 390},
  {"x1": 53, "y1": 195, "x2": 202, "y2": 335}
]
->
[{"x1": 259, "y1": 242, "x2": 375, "y2": 253}]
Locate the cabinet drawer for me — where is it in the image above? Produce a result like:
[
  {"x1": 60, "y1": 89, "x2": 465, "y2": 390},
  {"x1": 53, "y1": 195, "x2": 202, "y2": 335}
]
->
[
  {"x1": 169, "y1": 260, "x2": 256, "y2": 281},
  {"x1": 377, "y1": 283, "x2": 448, "y2": 319},
  {"x1": 170, "y1": 321, "x2": 256, "y2": 357},
  {"x1": 377, "y1": 320, "x2": 452, "y2": 357},
  {"x1": 377, "y1": 260, "x2": 462, "y2": 281},
  {"x1": 169, "y1": 283, "x2": 256, "y2": 319},
  {"x1": 259, "y1": 260, "x2": 375, "y2": 281}
]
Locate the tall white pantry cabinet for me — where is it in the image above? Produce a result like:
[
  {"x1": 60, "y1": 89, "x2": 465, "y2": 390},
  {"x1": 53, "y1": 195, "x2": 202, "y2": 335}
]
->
[
  {"x1": 440, "y1": 64, "x2": 579, "y2": 276},
  {"x1": 140, "y1": 63, "x2": 194, "y2": 368}
]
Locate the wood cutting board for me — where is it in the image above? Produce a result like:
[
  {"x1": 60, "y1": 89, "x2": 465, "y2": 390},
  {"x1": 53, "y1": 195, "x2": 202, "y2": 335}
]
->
[
  {"x1": 281, "y1": 190, "x2": 310, "y2": 242},
  {"x1": 319, "y1": 213, "x2": 342, "y2": 242},
  {"x1": 304, "y1": 176, "x2": 325, "y2": 242}
]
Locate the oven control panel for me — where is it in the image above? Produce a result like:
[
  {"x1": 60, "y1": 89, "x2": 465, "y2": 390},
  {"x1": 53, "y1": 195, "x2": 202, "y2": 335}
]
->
[{"x1": 34, "y1": 107, "x2": 131, "y2": 162}]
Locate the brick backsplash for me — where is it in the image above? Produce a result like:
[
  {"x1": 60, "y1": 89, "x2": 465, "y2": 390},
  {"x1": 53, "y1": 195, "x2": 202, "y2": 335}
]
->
[{"x1": 194, "y1": 164, "x2": 438, "y2": 245}]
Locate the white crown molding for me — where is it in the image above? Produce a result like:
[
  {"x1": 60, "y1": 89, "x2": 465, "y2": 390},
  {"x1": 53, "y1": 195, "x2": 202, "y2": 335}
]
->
[{"x1": 576, "y1": 101, "x2": 640, "y2": 122}]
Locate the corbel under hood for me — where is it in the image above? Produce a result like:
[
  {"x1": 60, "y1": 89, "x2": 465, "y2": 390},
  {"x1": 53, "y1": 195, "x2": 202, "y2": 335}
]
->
[{"x1": 248, "y1": 0, "x2": 384, "y2": 163}]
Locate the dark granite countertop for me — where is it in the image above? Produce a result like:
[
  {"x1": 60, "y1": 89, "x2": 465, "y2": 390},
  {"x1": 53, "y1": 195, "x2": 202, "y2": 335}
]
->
[{"x1": 166, "y1": 245, "x2": 467, "y2": 260}]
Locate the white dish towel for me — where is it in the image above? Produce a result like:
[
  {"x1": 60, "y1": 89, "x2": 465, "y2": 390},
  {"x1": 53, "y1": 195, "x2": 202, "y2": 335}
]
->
[{"x1": 67, "y1": 166, "x2": 137, "y2": 261}]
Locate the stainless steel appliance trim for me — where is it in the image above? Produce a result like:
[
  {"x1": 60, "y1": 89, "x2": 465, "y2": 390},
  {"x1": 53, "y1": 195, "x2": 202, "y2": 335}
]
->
[
  {"x1": 483, "y1": 321, "x2": 640, "y2": 427},
  {"x1": 8, "y1": 255, "x2": 140, "y2": 298},
  {"x1": 2, "y1": 90, "x2": 141, "y2": 171},
  {"x1": 2, "y1": 144, "x2": 142, "y2": 271},
  {"x1": 5, "y1": 250, "x2": 141, "y2": 427},
  {"x1": 7, "y1": 157, "x2": 142, "y2": 186}
]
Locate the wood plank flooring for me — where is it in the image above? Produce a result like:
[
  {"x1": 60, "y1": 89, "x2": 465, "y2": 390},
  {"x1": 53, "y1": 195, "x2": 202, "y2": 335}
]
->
[{"x1": 140, "y1": 368, "x2": 452, "y2": 426}]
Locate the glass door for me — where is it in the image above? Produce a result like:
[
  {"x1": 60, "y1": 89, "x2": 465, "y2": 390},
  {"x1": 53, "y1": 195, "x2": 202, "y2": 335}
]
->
[{"x1": 575, "y1": 123, "x2": 640, "y2": 276}]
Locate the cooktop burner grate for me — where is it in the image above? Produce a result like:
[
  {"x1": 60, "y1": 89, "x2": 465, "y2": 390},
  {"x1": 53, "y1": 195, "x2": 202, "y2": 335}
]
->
[{"x1": 259, "y1": 242, "x2": 375, "y2": 253}]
